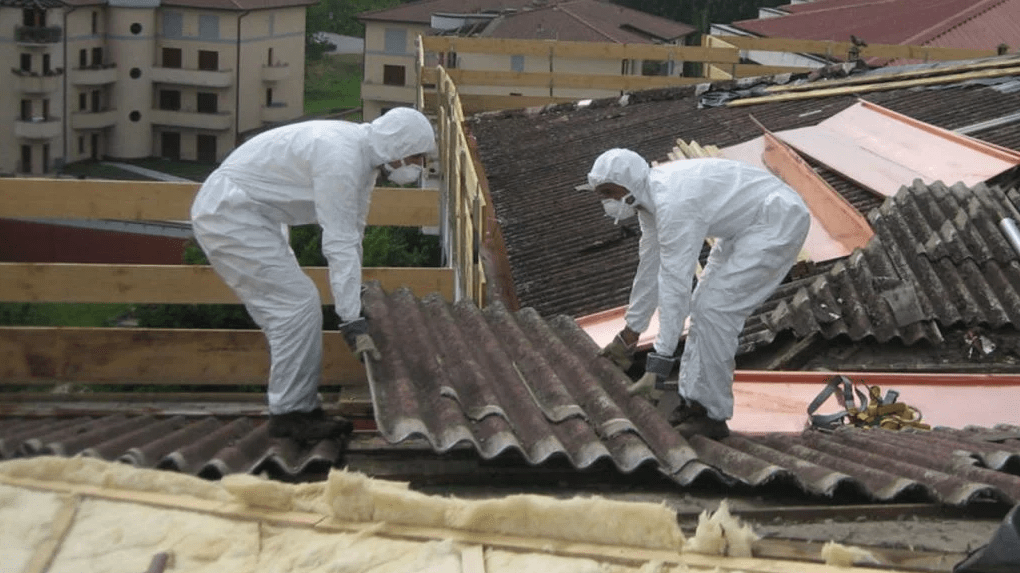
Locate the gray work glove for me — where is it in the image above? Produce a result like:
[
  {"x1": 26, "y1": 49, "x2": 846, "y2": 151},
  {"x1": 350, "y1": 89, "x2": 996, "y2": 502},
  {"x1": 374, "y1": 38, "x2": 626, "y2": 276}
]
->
[
  {"x1": 339, "y1": 318, "x2": 382, "y2": 362},
  {"x1": 599, "y1": 332, "x2": 637, "y2": 371},
  {"x1": 627, "y1": 352, "x2": 676, "y2": 399}
]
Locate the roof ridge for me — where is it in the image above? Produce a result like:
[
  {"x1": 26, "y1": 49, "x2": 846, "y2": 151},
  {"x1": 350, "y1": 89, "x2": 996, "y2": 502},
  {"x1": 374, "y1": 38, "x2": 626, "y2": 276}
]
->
[
  {"x1": 903, "y1": 0, "x2": 1009, "y2": 46},
  {"x1": 557, "y1": 1, "x2": 622, "y2": 43}
]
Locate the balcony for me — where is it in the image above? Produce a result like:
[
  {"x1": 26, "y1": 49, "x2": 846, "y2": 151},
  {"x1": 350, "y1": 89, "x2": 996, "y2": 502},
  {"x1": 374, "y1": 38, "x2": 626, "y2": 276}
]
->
[
  {"x1": 261, "y1": 102, "x2": 292, "y2": 123},
  {"x1": 151, "y1": 108, "x2": 233, "y2": 131},
  {"x1": 15, "y1": 25, "x2": 62, "y2": 45},
  {"x1": 261, "y1": 63, "x2": 290, "y2": 82},
  {"x1": 70, "y1": 64, "x2": 117, "y2": 86},
  {"x1": 150, "y1": 66, "x2": 233, "y2": 89},
  {"x1": 15, "y1": 117, "x2": 61, "y2": 140},
  {"x1": 12, "y1": 69, "x2": 63, "y2": 93},
  {"x1": 71, "y1": 109, "x2": 117, "y2": 130}
]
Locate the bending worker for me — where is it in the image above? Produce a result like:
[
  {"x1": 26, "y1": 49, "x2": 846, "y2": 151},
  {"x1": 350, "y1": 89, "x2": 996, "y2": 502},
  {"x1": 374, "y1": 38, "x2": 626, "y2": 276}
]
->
[
  {"x1": 191, "y1": 108, "x2": 437, "y2": 442},
  {"x1": 588, "y1": 149, "x2": 810, "y2": 439}
]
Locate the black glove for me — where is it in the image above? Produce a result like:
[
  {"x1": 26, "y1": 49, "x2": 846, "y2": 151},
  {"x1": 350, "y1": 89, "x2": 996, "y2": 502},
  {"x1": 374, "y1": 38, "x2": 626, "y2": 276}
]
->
[
  {"x1": 339, "y1": 317, "x2": 382, "y2": 362},
  {"x1": 644, "y1": 352, "x2": 676, "y2": 383}
]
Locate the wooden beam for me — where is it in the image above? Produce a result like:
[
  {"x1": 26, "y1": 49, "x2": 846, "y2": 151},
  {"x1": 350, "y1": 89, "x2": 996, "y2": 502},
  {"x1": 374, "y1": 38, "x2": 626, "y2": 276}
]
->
[
  {"x1": 0, "y1": 327, "x2": 367, "y2": 386},
  {"x1": 714, "y1": 36, "x2": 996, "y2": 62},
  {"x1": 0, "y1": 179, "x2": 440, "y2": 227},
  {"x1": 444, "y1": 69, "x2": 705, "y2": 91},
  {"x1": 422, "y1": 36, "x2": 740, "y2": 64},
  {"x1": 727, "y1": 65, "x2": 1020, "y2": 106},
  {"x1": 457, "y1": 94, "x2": 580, "y2": 114},
  {"x1": 0, "y1": 263, "x2": 455, "y2": 304},
  {"x1": 767, "y1": 57, "x2": 1020, "y2": 93}
]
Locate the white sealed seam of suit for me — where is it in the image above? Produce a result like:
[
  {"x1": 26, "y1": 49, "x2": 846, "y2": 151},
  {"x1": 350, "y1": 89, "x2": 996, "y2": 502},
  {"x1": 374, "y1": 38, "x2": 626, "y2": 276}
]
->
[
  {"x1": 589, "y1": 150, "x2": 810, "y2": 420},
  {"x1": 190, "y1": 109, "x2": 436, "y2": 414}
]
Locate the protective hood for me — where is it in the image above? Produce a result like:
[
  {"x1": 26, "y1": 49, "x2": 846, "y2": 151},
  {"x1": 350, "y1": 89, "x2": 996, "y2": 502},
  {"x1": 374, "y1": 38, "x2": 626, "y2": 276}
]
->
[
  {"x1": 366, "y1": 108, "x2": 438, "y2": 167},
  {"x1": 587, "y1": 148, "x2": 653, "y2": 210}
]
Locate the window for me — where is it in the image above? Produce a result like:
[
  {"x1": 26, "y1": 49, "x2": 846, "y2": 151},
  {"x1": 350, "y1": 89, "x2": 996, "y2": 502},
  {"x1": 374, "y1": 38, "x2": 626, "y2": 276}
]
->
[
  {"x1": 444, "y1": 51, "x2": 457, "y2": 69},
  {"x1": 42, "y1": 54, "x2": 50, "y2": 74},
  {"x1": 78, "y1": 93, "x2": 87, "y2": 111},
  {"x1": 267, "y1": 47, "x2": 273, "y2": 65},
  {"x1": 162, "y1": 47, "x2": 182, "y2": 68},
  {"x1": 20, "y1": 100, "x2": 31, "y2": 120},
  {"x1": 197, "y1": 134, "x2": 217, "y2": 163},
  {"x1": 196, "y1": 92, "x2": 217, "y2": 113},
  {"x1": 90, "y1": 90, "x2": 100, "y2": 112},
  {"x1": 78, "y1": 136, "x2": 85, "y2": 154},
  {"x1": 23, "y1": 8, "x2": 44, "y2": 27},
  {"x1": 162, "y1": 11, "x2": 182, "y2": 39},
  {"x1": 79, "y1": 49, "x2": 87, "y2": 68},
  {"x1": 198, "y1": 15, "x2": 219, "y2": 39},
  {"x1": 42, "y1": 144, "x2": 49, "y2": 173},
  {"x1": 92, "y1": 47, "x2": 102, "y2": 67},
  {"x1": 159, "y1": 89, "x2": 181, "y2": 111},
  {"x1": 384, "y1": 28, "x2": 406, "y2": 54},
  {"x1": 161, "y1": 132, "x2": 180, "y2": 160},
  {"x1": 265, "y1": 88, "x2": 273, "y2": 106},
  {"x1": 90, "y1": 133, "x2": 99, "y2": 159},
  {"x1": 621, "y1": 59, "x2": 631, "y2": 75},
  {"x1": 20, "y1": 145, "x2": 31, "y2": 174},
  {"x1": 20, "y1": 54, "x2": 31, "y2": 73},
  {"x1": 198, "y1": 50, "x2": 218, "y2": 71},
  {"x1": 382, "y1": 64, "x2": 405, "y2": 86},
  {"x1": 510, "y1": 54, "x2": 524, "y2": 73},
  {"x1": 42, "y1": 99, "x2": 49, "y2": 120},
  {"x1": 91, "y1": 11, "x2": 98, "y2": 34}
]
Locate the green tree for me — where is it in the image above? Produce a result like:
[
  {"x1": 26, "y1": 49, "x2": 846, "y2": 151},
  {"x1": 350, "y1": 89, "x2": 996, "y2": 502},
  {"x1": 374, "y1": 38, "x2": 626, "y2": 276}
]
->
[
  {"x1": 612, "y1": 0, "x2": 789, "y2": 34},
  {"x1": 306, "y1": 0, "x2": 402, "y2": 37}
]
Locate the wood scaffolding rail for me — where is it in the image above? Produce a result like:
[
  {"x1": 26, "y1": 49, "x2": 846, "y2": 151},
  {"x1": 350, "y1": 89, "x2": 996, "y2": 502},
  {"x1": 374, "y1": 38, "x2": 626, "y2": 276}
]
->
[{"x1": 0, "y1": 178, "x2": 453, "y2": 389}]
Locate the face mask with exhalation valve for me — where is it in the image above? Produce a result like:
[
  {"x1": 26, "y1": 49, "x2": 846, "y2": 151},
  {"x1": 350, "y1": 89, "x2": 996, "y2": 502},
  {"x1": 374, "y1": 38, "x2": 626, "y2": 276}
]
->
[
  {"x1": 384, "y1": 160, "x2": 423, "y2": 185},
  {"x1": 601, "y1": 194, "x2": 637, "y2": 224}
]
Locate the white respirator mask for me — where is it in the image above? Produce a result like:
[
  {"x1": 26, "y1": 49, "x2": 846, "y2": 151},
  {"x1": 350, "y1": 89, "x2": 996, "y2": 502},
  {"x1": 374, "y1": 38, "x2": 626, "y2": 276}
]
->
[
  {"x1": 384, "y1": 160, "x2": 424, "y2": 185},
  {"x1": 601, "y1": 194, "x2": 637, "y2": 224}
]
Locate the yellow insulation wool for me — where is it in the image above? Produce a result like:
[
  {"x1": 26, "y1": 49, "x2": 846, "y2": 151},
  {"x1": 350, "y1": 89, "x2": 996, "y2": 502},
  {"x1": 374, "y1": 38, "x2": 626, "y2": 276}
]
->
[
  {"x1": 821, "y1": 540, "x2": 881, "y2": 567},
  {"x1": 684, "y1": 500, "x2": 759, "y2": 558}
]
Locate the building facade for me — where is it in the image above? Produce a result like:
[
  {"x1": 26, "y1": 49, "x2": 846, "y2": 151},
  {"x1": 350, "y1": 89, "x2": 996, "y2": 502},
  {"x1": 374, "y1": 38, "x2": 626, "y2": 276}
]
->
[
  {"x1": 0, "y1": 0, "x2": 310, "y2": 175},
  {"x1": 357, "y1": 0, "x2": 695, "y2": 121}
]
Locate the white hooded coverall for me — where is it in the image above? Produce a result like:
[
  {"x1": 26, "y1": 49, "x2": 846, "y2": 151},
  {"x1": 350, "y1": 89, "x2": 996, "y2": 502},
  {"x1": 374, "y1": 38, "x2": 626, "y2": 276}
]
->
[
  {"x1": 190, "y1": 108, "x2": 436, "y2": 415},
  {"x1": 588, "y1": 150, "x2": 810, "y2": 421}
]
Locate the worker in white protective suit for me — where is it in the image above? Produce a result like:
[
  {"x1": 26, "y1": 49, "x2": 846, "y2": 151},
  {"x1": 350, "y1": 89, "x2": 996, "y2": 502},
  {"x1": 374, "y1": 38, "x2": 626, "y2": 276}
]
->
[
  {"x1": 191, "y1": 108, "x2": 437, "y2": 442},
  {"x1": 587, "y1": 149, "x2": 810, "y2": 439}
]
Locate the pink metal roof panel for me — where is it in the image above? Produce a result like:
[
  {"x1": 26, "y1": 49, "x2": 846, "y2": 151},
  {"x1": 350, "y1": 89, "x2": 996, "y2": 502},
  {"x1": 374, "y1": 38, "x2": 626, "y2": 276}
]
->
[
  {"x1": 733, "y1": 0, "x2": 986, "y2": 45},
  {"x1": 920, "y1": 0, "x2": 1020, "y2": 50},
  {"x1": 776, "y1": 101, "x2": 1020, "y2": 197}
]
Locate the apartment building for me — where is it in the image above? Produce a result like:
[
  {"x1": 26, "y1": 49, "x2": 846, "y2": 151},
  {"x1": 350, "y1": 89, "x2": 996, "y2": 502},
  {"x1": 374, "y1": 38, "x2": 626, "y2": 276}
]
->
[
  {"x1": 357, "y1": 0, "x2": 695, "y2": 121},
  {"x1": 0, "y1": 0, "x2": 311, "y2": 175}
]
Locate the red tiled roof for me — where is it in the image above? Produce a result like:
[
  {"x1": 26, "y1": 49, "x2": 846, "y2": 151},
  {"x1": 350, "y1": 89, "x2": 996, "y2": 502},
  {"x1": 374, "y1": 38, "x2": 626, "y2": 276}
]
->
[
  {"x1": 160, "y1": 0, "x2": 316, "y2": 10},
  {"x1": 360, "y1": 0, "x2": 694, "y2": 42},
  {"x1": 732, "y1": 0, "x2": 1007, "y2": 47}
]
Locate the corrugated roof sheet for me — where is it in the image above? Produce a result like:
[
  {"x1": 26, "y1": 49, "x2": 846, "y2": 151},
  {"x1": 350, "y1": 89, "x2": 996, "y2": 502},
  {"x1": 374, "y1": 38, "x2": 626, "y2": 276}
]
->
[
  {"x1": 159, "y1": 0, "x2": 315, "y2": 10},
  {"x1": 469, "y1": 66, "x2": 1020, "y2": 352},
  {"x1": 0, "y1": 414, "x2": 339, "y2": 479}
]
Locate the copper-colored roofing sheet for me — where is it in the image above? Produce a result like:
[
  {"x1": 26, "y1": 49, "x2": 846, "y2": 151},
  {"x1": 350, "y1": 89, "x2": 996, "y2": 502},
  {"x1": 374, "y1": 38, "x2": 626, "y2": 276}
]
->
[
  {"x1": 487, "y1": 3, "x2": 693, "y2": 43},
  {"x1": 777, "y1": 101, "x2": 1020, "y2": 197},
  {"x1": 574, "y1": 306, "x2": 661, "y2": 350}
]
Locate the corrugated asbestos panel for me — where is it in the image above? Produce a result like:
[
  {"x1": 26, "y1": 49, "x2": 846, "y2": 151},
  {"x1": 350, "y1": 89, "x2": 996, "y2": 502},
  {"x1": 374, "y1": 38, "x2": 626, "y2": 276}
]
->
[
  {"x1": 765, "y1": 180, "x2": 1020, "y2": 343},
  {"x1": 360, "y1": 284, "x2": 1020, "y2": 506},
  {"x1": 362, "y1": 283, "x2": 715, "y2": 486},
  {"x1": 0, "y1": 414, "x2": 339, "y2": 479}
]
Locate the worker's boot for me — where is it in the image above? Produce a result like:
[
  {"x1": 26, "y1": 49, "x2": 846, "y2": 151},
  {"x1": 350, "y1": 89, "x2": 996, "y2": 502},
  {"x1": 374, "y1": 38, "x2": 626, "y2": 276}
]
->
[
  {"x1": 670, "y1": 399, "x2": 730, "y2": 440},
  {"x1": 268, "y1": 408, "x2": 354, "y2": 442}
]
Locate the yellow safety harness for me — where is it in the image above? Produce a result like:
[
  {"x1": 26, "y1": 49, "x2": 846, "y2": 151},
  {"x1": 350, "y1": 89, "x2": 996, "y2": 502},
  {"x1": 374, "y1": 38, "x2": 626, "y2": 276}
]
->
[{"x1": 808, "y1": 375, "x2": 931, "y2": 431}]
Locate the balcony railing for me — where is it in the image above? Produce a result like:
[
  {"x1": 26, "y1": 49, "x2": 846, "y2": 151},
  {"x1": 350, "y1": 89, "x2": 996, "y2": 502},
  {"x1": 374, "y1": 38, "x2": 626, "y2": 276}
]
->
[
  {"x1": 12, "y1": 68, "x2": 63, "y2": 93},
  {"x1": 15, "y1": 25, "x2": 62, "y2": 44},
  {"x1": 261, "y1": 102, "x2": 292, "y2": 123},
  {"x1": 151, "y1": 108, "x2": 233, "y2": 130},
  {"x1": 14, "y1": 117, "x2": 61, "y2": 139},
  {"x1": 150, "y1": 67, "x2": 233, "y2": 89},
  {"x1": 70, "y1": 64, "x2": 117, "y2": 86},
  {"x1": 71, "y1": 109, "x2": 118, "y2": 130},
  {"x1": 261, "y1": 63, "x2": 290, "y2": 82}
]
